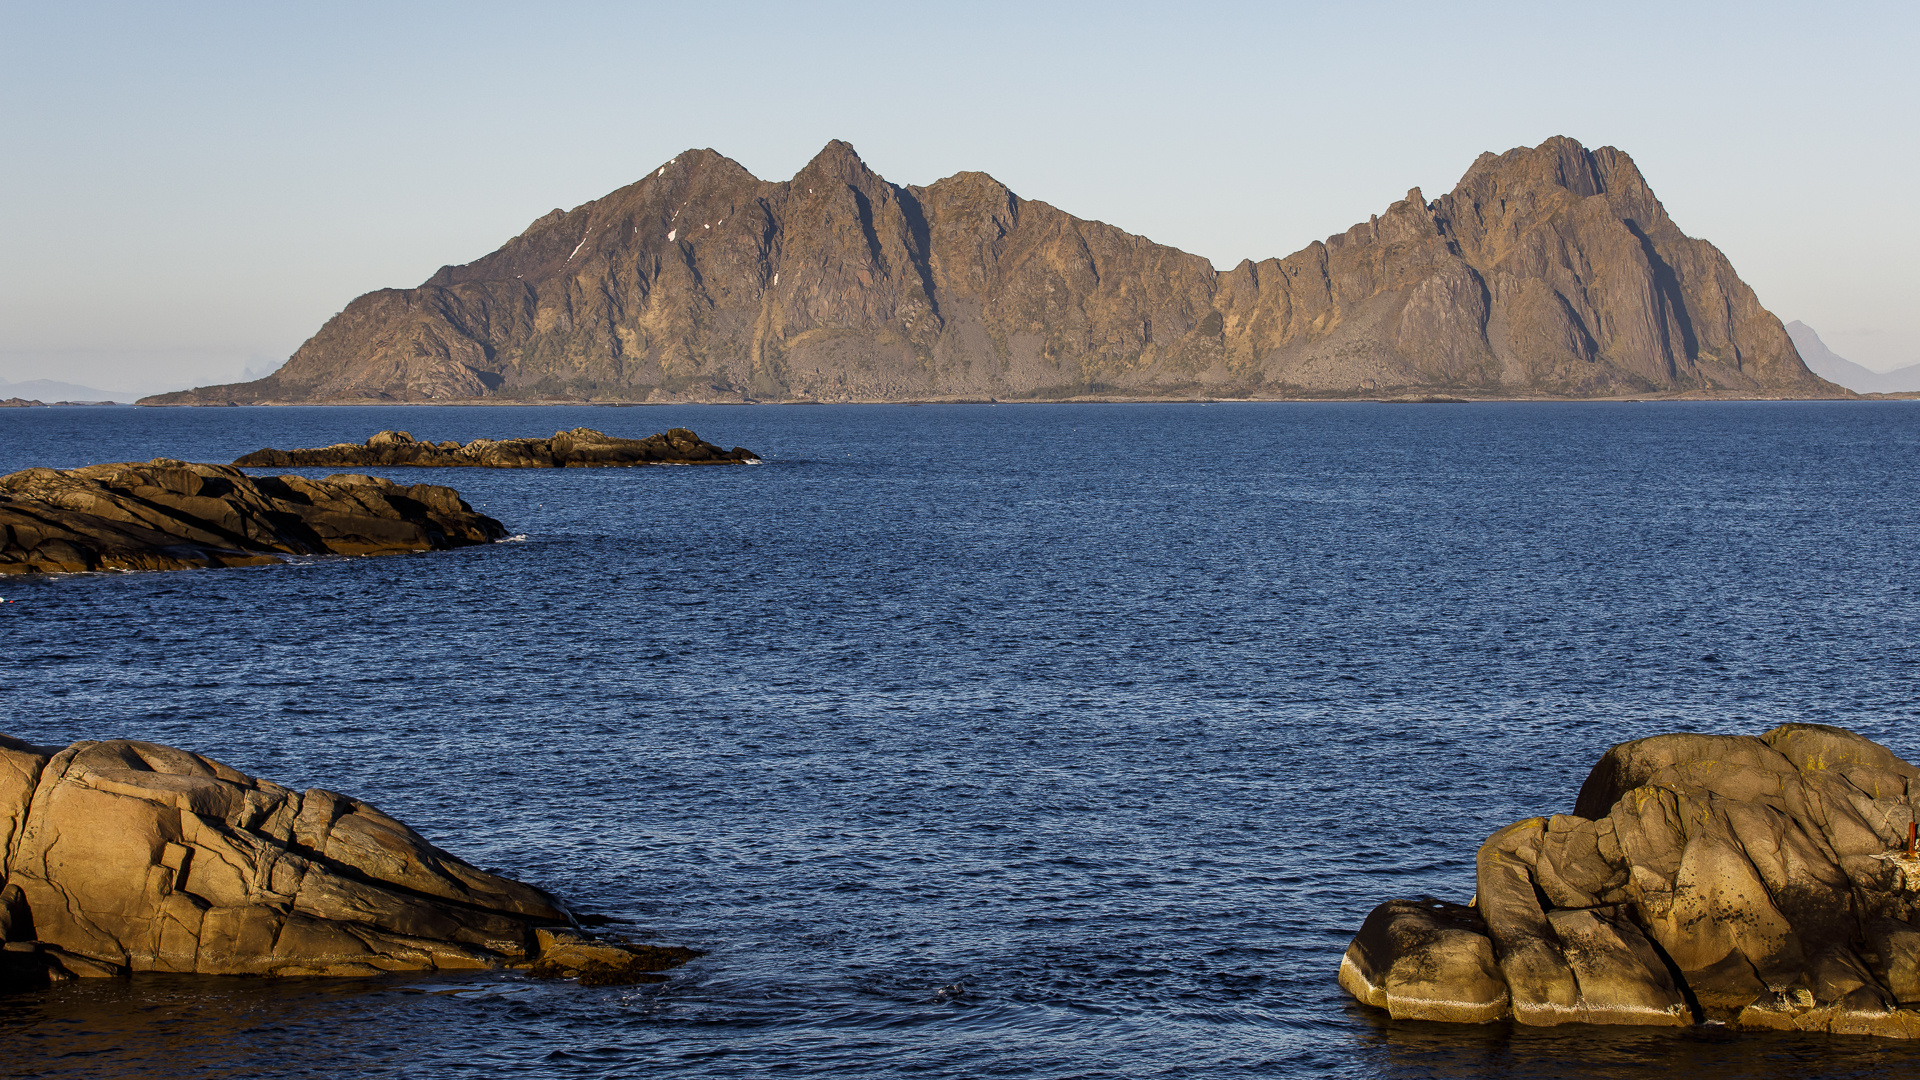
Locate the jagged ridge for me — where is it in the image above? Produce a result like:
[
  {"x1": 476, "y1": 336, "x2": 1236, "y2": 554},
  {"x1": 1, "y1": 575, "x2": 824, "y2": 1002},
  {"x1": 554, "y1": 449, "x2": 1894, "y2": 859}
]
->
[{"x1": 144, "y1": 137, "x2": 1843, "y2": 404}]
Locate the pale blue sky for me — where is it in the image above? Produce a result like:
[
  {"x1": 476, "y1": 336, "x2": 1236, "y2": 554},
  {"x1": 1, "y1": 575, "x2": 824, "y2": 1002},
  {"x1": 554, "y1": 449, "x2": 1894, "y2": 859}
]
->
[{"x1": 3, "y1": 1, "x2": 1915, "y2": 394}]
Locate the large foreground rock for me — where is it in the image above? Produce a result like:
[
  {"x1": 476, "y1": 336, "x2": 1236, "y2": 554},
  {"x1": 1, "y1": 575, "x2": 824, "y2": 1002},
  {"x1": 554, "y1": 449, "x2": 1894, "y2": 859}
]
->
[
  {"x1": 1340, "y1": 724, "x2": 1920, "y2": 1038},
  {"x1": 0, "y1": 459, "x2": 504, "y2": 574},
  {"x1": 234, "y1": 426, "x2": 758, "y2": 469},
  {"x1": 0, "y1": 734, "x2": 690, "y2": 989}
]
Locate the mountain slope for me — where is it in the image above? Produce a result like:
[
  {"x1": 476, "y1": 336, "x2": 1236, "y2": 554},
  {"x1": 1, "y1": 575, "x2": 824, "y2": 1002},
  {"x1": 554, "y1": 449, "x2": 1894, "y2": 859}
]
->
[
  {"x1": 145, "y1": 137, "x2": 1842, "y2": 404},
  {"x1": 1785, "y1": 321, "x2": 1920, "y2": 393}
]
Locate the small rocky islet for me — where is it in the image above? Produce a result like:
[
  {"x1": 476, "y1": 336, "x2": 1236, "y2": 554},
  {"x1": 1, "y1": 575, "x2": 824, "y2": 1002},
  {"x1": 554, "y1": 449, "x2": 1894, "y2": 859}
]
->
[
  {"x1": 1341, "y1": 722, "x2": 1920, "y2": 1038},
  {"x1": 0, "y1": 733, "x2": 695, "y2": 991},
  {"x1": 234, "y1": 426, "x2": 760, "y2": 469},
  {"x1": 0, "y1": 426, "x2": 754, "y2": 575},
  {"x1": 0, "y1": 459, "x2": 504, "y2": 575}
]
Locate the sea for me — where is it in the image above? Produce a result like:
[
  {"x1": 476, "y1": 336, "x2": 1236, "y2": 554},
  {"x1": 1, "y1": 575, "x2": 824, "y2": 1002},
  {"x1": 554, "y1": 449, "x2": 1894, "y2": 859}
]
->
[{"x1": 1, "y1": 400, "x2": 1917, "y2": 1079}]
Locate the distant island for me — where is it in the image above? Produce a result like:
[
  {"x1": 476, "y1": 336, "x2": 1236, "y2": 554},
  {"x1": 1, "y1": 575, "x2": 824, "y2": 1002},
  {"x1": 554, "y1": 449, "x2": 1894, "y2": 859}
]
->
[
  {"x1": 0, "y1": 377, "x2": 134, "y2": 405},
  {"x1": 142, "y1": 136, "x2": 1844, "y2": 406}
]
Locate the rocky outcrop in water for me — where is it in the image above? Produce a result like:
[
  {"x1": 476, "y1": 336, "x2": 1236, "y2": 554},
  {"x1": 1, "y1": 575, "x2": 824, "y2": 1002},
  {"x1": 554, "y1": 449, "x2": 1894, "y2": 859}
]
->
[
  {"x1": 1, "y1": 399, "x2": 47, "y2": 408},
  {"x1": 1340, "y1": 724, "x2": 1920, "y2": 1037},
  {"x1": 234, "y1": 426, "x2": 758, "y2": 469},
  {"x1": 140, "y1": 136, "x2": 1840, "y2": 405},
  {"x1": 0, "y1": 460, "x2": 505, "y2": 575},
  {"x1": 0, "y1": 734, "x2": 693, "y2": 990}
]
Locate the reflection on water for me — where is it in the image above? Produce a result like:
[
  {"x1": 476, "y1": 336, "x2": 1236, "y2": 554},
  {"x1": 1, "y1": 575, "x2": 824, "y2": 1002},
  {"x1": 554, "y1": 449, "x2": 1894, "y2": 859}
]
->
[
  {"x1": 1352, "y1": 1004, "x2": 1919, "y2": 1079},
  {"x1": 3, "y1": 974, "x2": 435, "y2": 1077}
]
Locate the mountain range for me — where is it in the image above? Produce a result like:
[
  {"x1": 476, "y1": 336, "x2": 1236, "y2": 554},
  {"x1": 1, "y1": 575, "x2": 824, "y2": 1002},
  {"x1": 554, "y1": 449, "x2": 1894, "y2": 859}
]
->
[
  {"x1": 143, "y1": 136, "x2": 1844, "y2": 405},
  {"x1": 0, "y1": 377, "x2": 130, "y2": 403},
  {"x1": 1784, "y1": 322, "x2": 1920, "y2": 394}
]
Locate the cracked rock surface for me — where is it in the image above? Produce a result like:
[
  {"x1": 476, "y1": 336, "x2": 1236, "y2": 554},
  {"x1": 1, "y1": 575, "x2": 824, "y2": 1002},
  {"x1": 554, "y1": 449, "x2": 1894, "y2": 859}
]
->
[
  {"x1": 1340, "y1": 723, "x2": 1920, "y2": 1037},
  {"x1": 0, "y1": 734, "x2": 687, "y2": 990},
  {"x1": 0, "y1": 459, "x2": 504, "y2": 574}
]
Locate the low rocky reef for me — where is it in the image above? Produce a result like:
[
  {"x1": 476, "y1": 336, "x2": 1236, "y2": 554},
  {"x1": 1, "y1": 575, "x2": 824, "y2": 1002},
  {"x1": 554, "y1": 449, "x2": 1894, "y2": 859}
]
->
[
  {"x1": 234, "y1": 427, "x2": 760, "y2": 469},
  {"x1": 0, "y1": 459, "x2": 504, "y2": 575},
  {"x1": 1341, "y1": 723, "x2": 1920, "y2": 1038},
  {"x1": 0, "y1": 734, "x2": 695, "y2": 991}
]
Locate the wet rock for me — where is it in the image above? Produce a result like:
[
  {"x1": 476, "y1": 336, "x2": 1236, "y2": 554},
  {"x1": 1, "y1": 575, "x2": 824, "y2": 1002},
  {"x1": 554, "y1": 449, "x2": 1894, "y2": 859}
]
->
[
  {"x1": 0, "y1": 459, "x2": 504, "y2": 575},
  {"x1": 234, "y1": 427, "x2": 759, "y2": 469},
  {"x1": 1341, "y1": 723, "x2": 1920, "y2": 1038},
  {"x1": 527, "y1": 929, "x2": 703, "y2": 986},
  {"x1": 0, "y1": 734, "x2": 695, "y2": 991}
]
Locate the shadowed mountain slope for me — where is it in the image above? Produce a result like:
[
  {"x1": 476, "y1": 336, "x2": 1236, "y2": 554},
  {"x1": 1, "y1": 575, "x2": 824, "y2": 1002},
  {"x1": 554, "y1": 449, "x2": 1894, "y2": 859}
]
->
[{"x1": 145, "y1": 137, "x2": 1841, "y2": 404}]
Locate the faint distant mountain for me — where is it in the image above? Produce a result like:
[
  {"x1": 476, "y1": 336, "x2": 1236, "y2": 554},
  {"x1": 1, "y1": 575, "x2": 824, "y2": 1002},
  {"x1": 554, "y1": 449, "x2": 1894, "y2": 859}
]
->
[
  {"x1": 1784, "y1": 323, "x2": 1920, "y2": 394},
  {"x1": 145, "y1": 136, "x2": 1844, "y2": 405},
  {"x1": 0, "y1": 377, "x2": 130, "y2": 403}
]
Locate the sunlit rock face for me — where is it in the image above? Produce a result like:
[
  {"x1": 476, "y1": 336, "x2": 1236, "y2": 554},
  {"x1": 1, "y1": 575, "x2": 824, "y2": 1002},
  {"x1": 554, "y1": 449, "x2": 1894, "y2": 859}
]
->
[
  {"x1": 0, "y1": 735, "x2": 695, "y2": 991},
  {"x1": 1340, "y1": 723, "x2": 1920, "y2": 1039},
  {"x1": 0, "y1": 735, "x2": 565, "y2": 982},
  {"x1": 143, "y1": 137, "x2": 1841, "y2": 405}
]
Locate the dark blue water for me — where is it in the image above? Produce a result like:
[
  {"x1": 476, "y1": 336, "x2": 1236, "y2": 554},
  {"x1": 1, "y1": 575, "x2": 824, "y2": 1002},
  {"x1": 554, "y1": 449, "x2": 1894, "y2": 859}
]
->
[{"x1": 2, "y1": 401, "x2": 1918, "y2": 1078}]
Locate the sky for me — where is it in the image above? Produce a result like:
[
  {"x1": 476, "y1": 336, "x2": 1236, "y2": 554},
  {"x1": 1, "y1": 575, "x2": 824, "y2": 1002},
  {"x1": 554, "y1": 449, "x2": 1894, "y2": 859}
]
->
[{"x1": 3, "y1": 1, "x2": 1916, "y2": 395}]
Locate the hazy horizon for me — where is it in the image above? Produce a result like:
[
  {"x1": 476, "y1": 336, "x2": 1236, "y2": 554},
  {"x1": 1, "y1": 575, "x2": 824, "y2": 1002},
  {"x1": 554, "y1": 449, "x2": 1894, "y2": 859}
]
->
[{"x1": 6, "y1": 1, "x2": 1916, "y2": 391}]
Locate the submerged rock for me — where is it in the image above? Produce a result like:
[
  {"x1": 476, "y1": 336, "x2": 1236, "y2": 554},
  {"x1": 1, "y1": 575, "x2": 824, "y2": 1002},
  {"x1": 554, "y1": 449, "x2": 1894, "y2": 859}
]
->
[
  {"x1": 528, "y1": 929, "x2": 701, "y2": 986},
  {"x1": 234, "y1": 427, "x2": 760, "y2": 469},
  {"x1": 1340, "y1": 723, "x2": 1920, "y2": 1038},
  {"x1": 0, "y1": 734, "x2": 693, "y2": 990},
  {"x1": 0, "y1": 459, "x2": 504, "y2": 575}
]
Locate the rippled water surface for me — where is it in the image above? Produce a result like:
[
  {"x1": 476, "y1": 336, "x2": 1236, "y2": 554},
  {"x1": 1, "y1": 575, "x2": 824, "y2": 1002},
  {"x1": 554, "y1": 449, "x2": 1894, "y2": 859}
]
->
[{"x1": 2, "y1": 401, "x2": 1918, "y2": 1078}]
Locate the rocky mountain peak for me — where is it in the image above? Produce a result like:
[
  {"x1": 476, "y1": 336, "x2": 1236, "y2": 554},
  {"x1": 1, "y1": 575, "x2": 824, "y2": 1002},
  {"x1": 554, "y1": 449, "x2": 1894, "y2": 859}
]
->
[
  {"x1": 142, "y1": 136, "x2": 1842, "y2": 405},
  {"x1": 795, "y1": 139, "x2": 878, "y2": 190}
]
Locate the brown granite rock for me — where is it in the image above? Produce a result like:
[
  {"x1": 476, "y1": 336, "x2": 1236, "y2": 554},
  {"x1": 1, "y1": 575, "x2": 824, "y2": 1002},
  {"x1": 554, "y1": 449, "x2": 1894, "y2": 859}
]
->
[
  {"x1": 0, "y1": 459, "x2": 505, "y2": 575},
  {"x1": 234, "y1": 426, "x2": 758, "y2": 469},
  {"x1": 1340, "y1": 723, "x2": 1920, "y2": 1038},
  {"x1": 0, "y1": 734, "x2": 694, "y2": 991},
  {"x1": 1337, "y1": 898, "x2": 1510, "y2": 1023},
  {"x1": 140, "y1": 137, "x2": 1843, "y2": 406}
]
